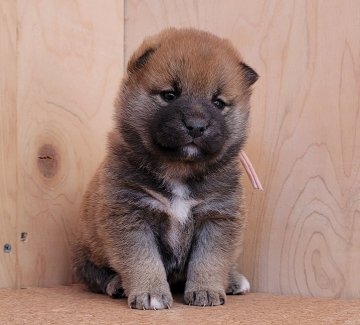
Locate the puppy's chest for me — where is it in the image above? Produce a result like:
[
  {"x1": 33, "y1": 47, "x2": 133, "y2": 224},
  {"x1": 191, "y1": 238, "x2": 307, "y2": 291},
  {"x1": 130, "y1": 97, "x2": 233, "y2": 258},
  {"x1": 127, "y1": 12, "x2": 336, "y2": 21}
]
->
[
  {"x1": 166, "y1": 181, "x2": 196, "y2": 225},
  {"x1": 142, "y1": 180, "x2": 197, "y2": 250}
]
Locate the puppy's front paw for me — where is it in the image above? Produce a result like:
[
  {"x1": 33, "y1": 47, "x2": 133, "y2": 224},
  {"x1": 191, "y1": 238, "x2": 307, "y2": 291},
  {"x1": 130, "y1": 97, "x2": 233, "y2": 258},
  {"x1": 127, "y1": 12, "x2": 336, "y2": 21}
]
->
[
  {"x1": 128, "y1": 290, "x2": 173, "y2": 310},
  {"x1": 184, "y1": 289, "x2": 226, "y2": 306}
]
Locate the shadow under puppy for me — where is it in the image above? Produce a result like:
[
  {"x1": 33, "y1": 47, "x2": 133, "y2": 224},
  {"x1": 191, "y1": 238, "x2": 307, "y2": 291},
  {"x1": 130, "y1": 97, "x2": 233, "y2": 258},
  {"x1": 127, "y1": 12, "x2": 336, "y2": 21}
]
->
[{"x1": 73, "y1": 28, "x2": 258, "y2": 310}]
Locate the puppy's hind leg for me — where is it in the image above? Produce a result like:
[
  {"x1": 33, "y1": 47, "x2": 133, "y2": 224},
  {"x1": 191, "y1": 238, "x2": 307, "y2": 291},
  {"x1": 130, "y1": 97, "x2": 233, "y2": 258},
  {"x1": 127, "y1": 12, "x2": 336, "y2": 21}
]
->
[
  {"x1": 226, "y1": 266, "x2": 250, "y2": 295},
  {"x1": 72, "y1": 245, "x2": 125, "y2": 299},
  {"x1": 105, "y1": 274, "x2": 125, "y2": 299}
]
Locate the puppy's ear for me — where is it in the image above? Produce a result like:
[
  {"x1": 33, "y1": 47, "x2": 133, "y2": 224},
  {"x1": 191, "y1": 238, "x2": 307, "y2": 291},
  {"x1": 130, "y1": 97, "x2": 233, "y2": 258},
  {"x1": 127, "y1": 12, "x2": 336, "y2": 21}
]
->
[
  {"x1": 240, "y1": 62, "x2": 259, "y2": 86},
  {"x1": 127, "y1": 39, "x2": 159, "y2": 75},
  {"x1": 127, "y1": 47, "x2": 156, "y2": 74}
]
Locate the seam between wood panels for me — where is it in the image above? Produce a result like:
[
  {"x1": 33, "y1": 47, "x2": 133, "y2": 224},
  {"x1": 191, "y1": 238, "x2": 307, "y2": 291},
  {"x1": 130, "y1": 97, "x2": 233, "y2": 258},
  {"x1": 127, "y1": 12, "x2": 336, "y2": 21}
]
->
[
  {"x1": 123, "y1": 0, "x2": 127, "y2": 74},
  {"x1": 15, "y1": 0, "x2": 19, "y2": 289}
]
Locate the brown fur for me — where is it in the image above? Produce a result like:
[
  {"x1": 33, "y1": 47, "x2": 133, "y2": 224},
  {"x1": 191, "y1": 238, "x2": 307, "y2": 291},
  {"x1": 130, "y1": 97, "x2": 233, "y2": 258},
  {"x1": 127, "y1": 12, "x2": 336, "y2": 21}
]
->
[{"x1": 73, "y1": 28, "x2": 258, "y2": 309}]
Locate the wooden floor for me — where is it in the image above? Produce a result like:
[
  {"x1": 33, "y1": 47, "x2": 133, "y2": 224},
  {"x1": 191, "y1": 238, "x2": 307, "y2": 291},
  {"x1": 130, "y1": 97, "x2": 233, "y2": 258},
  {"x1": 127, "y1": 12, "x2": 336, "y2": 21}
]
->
[{"x1": 0, "y1": 285, "x2": 359, "y2": 324}]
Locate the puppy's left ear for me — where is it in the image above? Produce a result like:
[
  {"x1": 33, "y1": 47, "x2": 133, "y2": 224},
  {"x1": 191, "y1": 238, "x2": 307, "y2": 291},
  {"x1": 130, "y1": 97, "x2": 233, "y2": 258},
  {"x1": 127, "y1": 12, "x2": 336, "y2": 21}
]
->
[{"x1": 240, "y1": 62, "x2": 259, "y2": 86}]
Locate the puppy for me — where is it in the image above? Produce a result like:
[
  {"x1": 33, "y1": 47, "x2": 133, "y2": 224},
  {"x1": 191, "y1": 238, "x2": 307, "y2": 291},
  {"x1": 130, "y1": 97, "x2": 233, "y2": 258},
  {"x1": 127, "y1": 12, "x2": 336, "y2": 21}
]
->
[{"x1": 73, "y1": 28, "x2": 258, "y2": 310}]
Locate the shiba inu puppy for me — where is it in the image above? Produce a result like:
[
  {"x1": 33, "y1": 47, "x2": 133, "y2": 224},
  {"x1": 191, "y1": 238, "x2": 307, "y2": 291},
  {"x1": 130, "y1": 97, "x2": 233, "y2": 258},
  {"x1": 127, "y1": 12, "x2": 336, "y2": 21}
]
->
[{"x1": 73, "y1": 28, "x2": 258, "y2": 310}]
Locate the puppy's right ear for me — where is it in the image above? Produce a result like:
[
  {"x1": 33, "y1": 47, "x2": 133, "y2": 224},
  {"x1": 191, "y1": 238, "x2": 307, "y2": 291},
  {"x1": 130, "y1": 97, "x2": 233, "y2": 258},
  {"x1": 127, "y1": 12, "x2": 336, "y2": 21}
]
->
[{"x1": 127, "y1": 40, "x2": 158, "y2": 75}]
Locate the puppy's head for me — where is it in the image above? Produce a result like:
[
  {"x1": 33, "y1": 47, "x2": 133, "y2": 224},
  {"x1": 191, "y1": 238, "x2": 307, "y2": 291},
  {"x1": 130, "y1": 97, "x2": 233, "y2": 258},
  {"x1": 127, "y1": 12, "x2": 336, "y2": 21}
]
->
[{"x1": 116, "y1": 28, "x2": 258, "y2": 172}]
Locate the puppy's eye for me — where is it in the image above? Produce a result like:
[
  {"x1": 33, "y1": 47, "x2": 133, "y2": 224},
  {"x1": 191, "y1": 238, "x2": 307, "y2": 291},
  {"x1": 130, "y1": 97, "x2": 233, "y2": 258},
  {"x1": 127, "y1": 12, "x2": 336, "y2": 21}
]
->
[
  {"x1": 160, "y1": 91, "x2": 177, "y2": 102},
  {"x1": 212, "y1": 98, "x2": 226, "y2": 110}
]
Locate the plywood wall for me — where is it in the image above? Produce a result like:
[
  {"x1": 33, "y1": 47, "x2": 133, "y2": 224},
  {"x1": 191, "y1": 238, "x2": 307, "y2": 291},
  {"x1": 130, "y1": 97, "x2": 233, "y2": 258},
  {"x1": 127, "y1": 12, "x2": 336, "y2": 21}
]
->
[
  {"x1": 16, "y1": 0, "x2": 124, "y2": 288},
  {"x1": 0, "y1": 0, "x2": 124, "y2": 288},
  {"x1": 0, "y1": 0, "x2": 359, "y2": 298}
]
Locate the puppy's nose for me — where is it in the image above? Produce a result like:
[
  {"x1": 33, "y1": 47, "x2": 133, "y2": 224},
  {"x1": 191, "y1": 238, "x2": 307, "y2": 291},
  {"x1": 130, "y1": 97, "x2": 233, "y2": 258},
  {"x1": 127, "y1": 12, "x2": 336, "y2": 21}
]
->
[{"x1": 183, "y1": 118, "x2": 208, "y2": 138}]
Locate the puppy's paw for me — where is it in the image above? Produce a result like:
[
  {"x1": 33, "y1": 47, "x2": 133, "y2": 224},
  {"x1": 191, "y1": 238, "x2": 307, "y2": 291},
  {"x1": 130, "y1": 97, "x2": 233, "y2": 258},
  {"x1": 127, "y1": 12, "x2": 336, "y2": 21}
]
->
[
  {"x1": 106, "y1": 275, "x2": 125, "y2": 299},
  {"x1": 128, "y1": 290, "x2": 173, "y2": 310},
  {"x1": 184, "y1": 289, "x2": 226, "y2": 306},
  {"x1": 226, "y1": 272, "x2": 250, "y2": 295}
]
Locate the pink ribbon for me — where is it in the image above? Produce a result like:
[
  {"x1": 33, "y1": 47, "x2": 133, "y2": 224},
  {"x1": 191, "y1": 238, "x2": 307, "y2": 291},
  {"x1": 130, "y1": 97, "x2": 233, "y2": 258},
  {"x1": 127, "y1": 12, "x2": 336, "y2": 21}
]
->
[{"x1": 239, "y1": 150, "x2": 263, "y2": 191}]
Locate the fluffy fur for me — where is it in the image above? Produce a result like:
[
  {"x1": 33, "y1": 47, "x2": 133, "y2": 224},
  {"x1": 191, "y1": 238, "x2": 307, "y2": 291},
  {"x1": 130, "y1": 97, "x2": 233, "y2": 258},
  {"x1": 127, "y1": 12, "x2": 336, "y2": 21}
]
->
[{"x1": 73, "y1": 28, "x2": 258, "y2": 310}]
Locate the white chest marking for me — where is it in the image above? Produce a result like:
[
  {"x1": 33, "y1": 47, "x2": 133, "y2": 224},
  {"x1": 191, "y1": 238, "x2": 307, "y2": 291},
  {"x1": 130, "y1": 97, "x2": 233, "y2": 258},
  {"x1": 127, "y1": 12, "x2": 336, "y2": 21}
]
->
[
  {"x1": 141, "y1": 180, "x2": 196, "y2": 225},
  {"x1": 168, "y1": 180, "x2": 193, "y2": 225},
  {"x1": 141, "y1": 181, "x2": 197, "y2": 249}
]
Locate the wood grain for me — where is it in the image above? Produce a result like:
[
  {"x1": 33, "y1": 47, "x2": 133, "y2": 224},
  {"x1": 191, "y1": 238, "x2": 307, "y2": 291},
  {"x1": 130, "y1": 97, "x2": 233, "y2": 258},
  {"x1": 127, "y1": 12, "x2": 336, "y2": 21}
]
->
[
  {"x1": 16, "y1": 0, "x2": 124, "y2": 287},
  {"x1": 0, "y1": 0, "x2": 17, "y2": 288},
  {"x1": 125, "y1": 0, "x2": 360, "y2": 298}
]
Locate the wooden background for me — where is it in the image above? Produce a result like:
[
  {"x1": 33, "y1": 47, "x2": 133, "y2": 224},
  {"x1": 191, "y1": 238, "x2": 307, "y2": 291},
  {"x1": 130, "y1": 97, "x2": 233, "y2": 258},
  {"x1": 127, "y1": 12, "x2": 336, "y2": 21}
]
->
[{"x1": 0, "y1": 0, "x2": 359, "y2": 299}]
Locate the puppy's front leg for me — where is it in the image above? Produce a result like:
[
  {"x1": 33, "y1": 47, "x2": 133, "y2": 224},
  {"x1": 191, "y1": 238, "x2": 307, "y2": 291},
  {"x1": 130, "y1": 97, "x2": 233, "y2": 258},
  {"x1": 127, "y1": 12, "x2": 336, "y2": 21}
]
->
[
  {"x1": 104, "y1": 220, "x2": 172, "y2": 310},
  {"x1": 185, "y1": 219, "x2": 240, "y2": 306}
]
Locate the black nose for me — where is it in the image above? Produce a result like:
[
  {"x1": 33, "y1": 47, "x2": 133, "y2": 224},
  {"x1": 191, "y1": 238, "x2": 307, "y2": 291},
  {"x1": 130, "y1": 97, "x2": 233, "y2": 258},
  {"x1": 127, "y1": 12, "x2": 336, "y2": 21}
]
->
[{"x1": 183, "y1": 118, "x2": 208, "y2": 138}]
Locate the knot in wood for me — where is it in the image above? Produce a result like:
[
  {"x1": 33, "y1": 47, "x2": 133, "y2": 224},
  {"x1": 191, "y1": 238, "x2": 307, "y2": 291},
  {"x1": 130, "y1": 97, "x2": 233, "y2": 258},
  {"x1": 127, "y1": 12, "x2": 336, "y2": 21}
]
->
[{"x1": 37, "y1": 144, "x2": 59, "y2": 178}]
